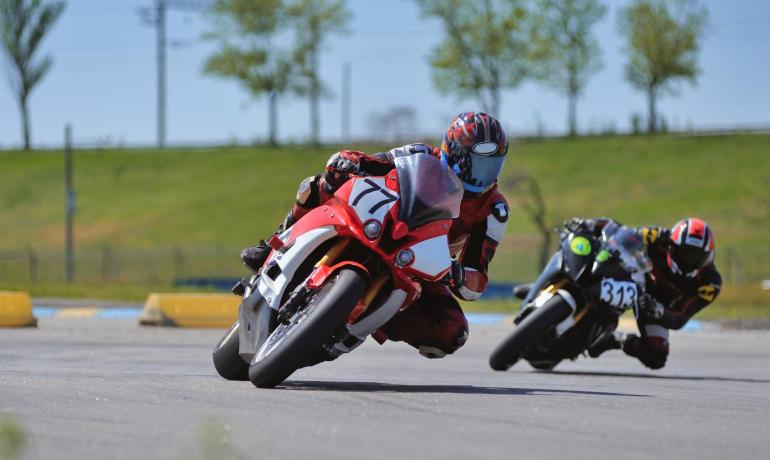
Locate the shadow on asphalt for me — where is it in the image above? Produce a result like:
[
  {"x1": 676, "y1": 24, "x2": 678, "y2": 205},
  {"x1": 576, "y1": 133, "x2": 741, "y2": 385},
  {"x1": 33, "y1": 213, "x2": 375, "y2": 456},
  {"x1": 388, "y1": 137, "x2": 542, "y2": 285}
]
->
[
  {"x1": 279, "y1": 380, "x2": 650, "y2": 397},
  {"x1": 547, "y1": 370, "x2": 770, "y2": 384}
]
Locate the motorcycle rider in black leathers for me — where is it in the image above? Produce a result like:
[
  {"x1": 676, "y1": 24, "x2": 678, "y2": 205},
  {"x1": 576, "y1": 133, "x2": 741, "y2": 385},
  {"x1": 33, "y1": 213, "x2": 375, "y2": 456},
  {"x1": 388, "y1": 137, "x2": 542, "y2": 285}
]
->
[{"x1": 566, "y1": 216, "x2": 722, "y2": 369}]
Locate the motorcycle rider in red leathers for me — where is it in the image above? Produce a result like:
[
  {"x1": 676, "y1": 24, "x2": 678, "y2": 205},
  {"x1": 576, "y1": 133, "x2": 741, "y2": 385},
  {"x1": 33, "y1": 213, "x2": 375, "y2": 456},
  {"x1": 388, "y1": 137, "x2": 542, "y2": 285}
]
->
[
  {"x1": 566, "y1": 217, "x2": 722, "y2": 369},
  {"x1": 241, "y1": 112, "x2": 510, "y2": 359}
]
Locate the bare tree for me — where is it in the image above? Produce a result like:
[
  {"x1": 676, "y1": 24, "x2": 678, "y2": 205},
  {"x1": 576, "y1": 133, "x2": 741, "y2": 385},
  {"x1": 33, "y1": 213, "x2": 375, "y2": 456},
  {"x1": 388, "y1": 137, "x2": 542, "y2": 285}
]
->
[
  {"x1": 620, "y1": 0, "x2": 708, "y2": 133},
  {"x1": 504, "y1": 173, "x2": 552, "y2": 271},
  {"x1": 367, "y1": 105, "x2": 418, "y2": 143},
  {"x1": 0, "y1": 0, "x2": 65, "y2": 150}
]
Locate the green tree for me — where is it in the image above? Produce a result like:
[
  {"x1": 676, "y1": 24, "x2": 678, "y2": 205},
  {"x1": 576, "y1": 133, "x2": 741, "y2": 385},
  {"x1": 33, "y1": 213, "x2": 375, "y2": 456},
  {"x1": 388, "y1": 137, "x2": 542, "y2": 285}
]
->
[
  {"x1": 416, "y1": 0, "x2": 543, "y2": 116},
  {"x1": 286, "y1": 0, "x2": 350, "y2": 147},
  {"x1": 0, "y1": 0, "x2": 65, "y2": 151},
  {"x1": 537, "y1": 0, "x2": 606, "y2": 137},
  {"x1": 620, "y1": 0, "x2": 707, "y2": 133},
  {"x1": 204, "y1": 0, "x2": 300, "y2": 146}
]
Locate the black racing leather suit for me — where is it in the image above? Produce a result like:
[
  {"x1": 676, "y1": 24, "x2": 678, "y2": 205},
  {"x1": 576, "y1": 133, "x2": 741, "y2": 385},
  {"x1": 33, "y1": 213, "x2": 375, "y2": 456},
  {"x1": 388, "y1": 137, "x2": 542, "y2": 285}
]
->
[{"x1": 583, "y1": 218, "x2": 722, "y2": 369}]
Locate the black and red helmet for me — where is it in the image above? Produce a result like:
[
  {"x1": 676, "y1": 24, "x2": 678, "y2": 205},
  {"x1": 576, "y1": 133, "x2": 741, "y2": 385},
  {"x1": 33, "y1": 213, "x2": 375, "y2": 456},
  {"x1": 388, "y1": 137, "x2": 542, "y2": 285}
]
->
[
  {"x1": 440, "y1": 112, "x2": 508, "y2": 195},
  {"x1": 668, "y1": 218, "x2": 715, "y2": 278}
]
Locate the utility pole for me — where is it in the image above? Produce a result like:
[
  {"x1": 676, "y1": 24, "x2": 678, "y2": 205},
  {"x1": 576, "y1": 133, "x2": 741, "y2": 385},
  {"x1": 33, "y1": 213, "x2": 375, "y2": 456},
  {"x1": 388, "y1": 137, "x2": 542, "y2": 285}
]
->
[
  {"x1": 139, "y1": 0, "x2": 211, "y2": 149},
  {"x1": 157, "y1": 0, "x2": 166, "y2": 149},
  {"x1": 64, "y1": 125, "x2": 75, "y2": 283},
  {"x1": 341, "y1": 62, "x2": 351, "y2": 144}
]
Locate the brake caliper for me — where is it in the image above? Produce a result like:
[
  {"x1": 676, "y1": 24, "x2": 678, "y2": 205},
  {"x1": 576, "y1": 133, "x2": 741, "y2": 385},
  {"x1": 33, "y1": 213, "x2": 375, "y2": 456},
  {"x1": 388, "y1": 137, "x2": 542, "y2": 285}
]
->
[{"x1": 277, "y1": 285, "x2": 311, "y2": 323}]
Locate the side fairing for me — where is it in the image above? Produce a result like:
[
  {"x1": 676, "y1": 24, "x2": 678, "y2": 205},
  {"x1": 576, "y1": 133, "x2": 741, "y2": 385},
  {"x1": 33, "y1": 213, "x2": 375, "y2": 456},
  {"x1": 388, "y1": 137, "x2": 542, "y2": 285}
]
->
[
  {"x1": 522, "y1": 251, "x2": 564, "y2": 306},
  {"x1": 257, "y1": 225, "x2": 339, "y2": 309}
]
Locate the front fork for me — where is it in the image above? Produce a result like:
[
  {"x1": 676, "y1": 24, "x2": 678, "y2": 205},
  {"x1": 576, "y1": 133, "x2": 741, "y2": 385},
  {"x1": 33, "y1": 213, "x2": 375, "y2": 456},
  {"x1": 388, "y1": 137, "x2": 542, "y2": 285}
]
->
[
  {"x1": 519, "y1": 280, "x2": 590, "y2": 336},
  {"x1": 239, "y1": 237, "x2": 395, "y2": 362}
]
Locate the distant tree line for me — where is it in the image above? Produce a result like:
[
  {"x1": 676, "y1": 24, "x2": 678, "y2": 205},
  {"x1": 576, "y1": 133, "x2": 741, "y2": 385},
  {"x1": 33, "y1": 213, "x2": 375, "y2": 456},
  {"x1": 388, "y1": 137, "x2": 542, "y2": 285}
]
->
[
  {"x1": 419, "y1": 0, "x2": 708, "y2": 136},
  {"x1": 0, "y1": 0, "x2": 709, "y2": 150}
]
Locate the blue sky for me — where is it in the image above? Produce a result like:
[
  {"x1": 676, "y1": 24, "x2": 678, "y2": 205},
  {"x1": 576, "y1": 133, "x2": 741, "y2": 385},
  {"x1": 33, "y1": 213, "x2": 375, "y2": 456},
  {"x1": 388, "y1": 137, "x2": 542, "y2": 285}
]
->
[{"x1": 0, "y1": 0, "x2": 768, "y2": 148}]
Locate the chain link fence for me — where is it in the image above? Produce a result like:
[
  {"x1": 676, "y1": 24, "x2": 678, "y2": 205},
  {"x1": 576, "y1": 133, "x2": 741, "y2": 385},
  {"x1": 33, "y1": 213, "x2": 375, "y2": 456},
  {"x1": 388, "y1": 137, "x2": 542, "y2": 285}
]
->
[
  {"x1": 0, "y1": 247, "x2": 245, "y2": 286},
  {"x1": 0, "y1": 245, "x2": 767, "y2": 289}
]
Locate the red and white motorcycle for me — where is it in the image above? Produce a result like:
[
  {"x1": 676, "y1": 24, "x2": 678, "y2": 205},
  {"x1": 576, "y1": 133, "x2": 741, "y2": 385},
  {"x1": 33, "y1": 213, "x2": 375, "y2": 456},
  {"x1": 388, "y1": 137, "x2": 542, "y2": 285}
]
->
[{"x1": 213, "y1": 153, "x2": 464, "y2": 388}]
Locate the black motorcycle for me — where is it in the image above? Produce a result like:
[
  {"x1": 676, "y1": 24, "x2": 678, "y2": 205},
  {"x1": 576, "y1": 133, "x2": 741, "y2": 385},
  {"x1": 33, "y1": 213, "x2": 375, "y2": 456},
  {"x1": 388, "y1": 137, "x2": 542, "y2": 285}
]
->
[{"x1": 489, "y1": 222, "x2": 652, "y2": 371}]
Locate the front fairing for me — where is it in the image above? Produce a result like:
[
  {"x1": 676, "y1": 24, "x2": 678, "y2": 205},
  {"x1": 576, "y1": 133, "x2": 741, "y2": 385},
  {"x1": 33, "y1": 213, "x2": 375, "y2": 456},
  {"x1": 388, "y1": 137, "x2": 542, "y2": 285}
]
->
[
  {"x1": 561, "y1": 232, "x2": 597, "y2": 283},
  {"x1": 285, "y1": 159, "x2": 458, "y2": 291}
]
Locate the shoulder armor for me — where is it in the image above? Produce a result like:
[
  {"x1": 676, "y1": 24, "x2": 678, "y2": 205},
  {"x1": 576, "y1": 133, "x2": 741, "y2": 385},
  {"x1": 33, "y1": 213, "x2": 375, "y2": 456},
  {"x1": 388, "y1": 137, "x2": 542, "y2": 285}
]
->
[{"x1": 491, "y1": 201, "x2": 509, "y2": 223}]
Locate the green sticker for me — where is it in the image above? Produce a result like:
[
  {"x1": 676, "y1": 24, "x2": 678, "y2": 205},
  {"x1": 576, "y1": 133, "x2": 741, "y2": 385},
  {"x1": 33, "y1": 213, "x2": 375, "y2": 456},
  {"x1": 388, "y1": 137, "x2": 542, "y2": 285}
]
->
[
  {"x1": 596, "y1": 249, "x2": 610, "y2": 262},
  {"x1": 570, "y1": 236, "x2": 592, "y2": 256}
]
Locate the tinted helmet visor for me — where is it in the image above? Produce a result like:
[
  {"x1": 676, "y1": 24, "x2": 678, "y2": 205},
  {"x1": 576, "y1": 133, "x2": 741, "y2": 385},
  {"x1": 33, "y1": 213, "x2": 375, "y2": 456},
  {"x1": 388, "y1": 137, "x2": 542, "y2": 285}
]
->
[{"x1": 459, "y1": 142, "x2": 507, "y2": 193}]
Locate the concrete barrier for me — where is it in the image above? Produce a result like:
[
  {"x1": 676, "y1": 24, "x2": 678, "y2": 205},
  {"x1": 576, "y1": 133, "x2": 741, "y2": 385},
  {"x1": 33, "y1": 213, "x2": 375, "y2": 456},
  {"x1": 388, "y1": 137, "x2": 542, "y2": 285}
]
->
[
  {"x1": 0, "y1": 291, "x2": 37, "y2": 327},
  {"x1": 139, "y1": 293, "x2": 240, "y2": 328}
]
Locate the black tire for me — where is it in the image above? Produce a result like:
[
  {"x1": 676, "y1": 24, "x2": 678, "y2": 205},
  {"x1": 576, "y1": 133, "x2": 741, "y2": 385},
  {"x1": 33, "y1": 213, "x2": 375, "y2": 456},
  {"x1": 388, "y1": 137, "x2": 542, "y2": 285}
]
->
[
  {"x1": 248, "y1": 269, "x2": 367, "y2": 388},
  {"x1": 528, "y1": 359, "x2": 562, "y2": 371},
  {"x1": 488, "y1": 295, "x2": 572, "y2": 371},
  {"x1": 213, "y1": 321, "x2": 249, "y2": 381}
]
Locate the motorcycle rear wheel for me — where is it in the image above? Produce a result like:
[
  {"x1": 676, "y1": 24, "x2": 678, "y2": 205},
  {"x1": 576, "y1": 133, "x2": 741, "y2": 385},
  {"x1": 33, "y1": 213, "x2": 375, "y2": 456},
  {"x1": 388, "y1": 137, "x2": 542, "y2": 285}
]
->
[
  {"x1": 248, "y1": 268, "x2": 367, "y2": 388},
  {"x1": 212, "y1": 321, "x2": 249, "y2": 381},
  {"x1": 488, "y1": 295, "x2": 572, "y2": 371}
]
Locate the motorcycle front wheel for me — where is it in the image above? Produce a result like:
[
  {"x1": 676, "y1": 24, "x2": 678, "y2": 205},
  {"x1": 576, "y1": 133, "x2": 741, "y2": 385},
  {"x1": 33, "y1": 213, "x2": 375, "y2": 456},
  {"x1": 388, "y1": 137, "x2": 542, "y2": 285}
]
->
[
  {"x1": 248, "y1": 268, "x2": 367, "y2": 388},
  {"x1": 488, "y1": 294, "x2": 572, "y2": 371}
]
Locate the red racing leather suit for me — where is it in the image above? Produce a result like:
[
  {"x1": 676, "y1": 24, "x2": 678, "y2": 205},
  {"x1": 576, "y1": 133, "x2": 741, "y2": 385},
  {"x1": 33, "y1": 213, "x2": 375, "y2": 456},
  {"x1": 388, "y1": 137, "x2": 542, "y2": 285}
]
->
[{"x1": 284, "y1": 144, "x2": 509, "y2": 358}]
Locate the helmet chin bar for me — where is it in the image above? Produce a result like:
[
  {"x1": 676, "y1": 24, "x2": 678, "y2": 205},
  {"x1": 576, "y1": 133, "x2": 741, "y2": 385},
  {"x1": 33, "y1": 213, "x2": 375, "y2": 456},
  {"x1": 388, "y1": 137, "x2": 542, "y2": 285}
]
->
[{"x1": 461, "y1": 181, "x2": 493, "y2": 195}]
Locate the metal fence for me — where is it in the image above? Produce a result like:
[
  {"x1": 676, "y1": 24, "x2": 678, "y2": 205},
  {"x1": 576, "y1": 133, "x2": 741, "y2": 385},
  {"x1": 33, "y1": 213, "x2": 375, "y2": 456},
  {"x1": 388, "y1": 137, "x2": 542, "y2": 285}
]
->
[
  {"x1": 0, "y1": 245, "x2": 766, "y2": 288},
  {"x1": 0, "y1": 247, "x2": 244, "y2": 286}
]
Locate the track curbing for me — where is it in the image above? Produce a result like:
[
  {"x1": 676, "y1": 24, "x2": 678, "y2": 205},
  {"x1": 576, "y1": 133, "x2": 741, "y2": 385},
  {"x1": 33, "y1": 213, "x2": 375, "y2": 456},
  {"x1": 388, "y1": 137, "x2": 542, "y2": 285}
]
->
[
  {"x1": 139, "y1": 293, "x2": 240, "y2": 328},
  {"x1": 0, "y1": 291, "x2": 37, "y2": 328}
]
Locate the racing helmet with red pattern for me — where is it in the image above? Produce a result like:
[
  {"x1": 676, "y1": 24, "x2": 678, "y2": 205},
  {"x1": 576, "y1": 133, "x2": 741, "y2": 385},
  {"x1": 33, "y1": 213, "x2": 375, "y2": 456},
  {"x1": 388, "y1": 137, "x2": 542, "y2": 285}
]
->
[
  {"x1": 668, "y1": 218, "x2": 716, "y2": 278},
  {"x1": 440, "y1": 112, "x2": 508, "y2": 195}
]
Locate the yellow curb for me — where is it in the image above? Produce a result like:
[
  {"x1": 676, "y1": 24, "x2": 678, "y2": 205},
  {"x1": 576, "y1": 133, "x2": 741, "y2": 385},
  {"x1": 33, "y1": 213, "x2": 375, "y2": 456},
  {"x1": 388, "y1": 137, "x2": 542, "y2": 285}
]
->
[
  {"x1": 0, "y1": 291, "x2": 37, "y2": 328},
  {"x1": 57, "y1": 307, "x2": 100, "y2": 318},
  {"x1": 139, "y1": 293, "x2": 240, "y2": 328}
]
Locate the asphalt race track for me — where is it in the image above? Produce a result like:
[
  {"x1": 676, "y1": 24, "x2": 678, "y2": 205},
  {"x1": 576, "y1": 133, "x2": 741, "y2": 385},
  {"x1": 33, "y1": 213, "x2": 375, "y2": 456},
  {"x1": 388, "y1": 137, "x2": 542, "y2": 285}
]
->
[{"x1": 2, "y1": 317, "x2": 769, "y2": 460}]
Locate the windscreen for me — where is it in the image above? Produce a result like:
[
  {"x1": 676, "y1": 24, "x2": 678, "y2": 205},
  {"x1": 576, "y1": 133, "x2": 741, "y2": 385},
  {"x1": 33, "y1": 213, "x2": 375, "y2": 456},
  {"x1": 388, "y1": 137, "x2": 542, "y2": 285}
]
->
[
  {"x1": 606, "y1": 227, "x2": 653, "y2": 276},
  {"x1": 395, "y1": 153, "x2": 463, "y2": 229}
]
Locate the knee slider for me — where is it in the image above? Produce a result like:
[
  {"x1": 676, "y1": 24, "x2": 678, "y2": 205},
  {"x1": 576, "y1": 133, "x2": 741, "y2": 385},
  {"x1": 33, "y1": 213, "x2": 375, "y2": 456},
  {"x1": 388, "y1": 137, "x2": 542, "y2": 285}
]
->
[{"x1": 418, "y1": 345, "x2": 447, "y2": 359}]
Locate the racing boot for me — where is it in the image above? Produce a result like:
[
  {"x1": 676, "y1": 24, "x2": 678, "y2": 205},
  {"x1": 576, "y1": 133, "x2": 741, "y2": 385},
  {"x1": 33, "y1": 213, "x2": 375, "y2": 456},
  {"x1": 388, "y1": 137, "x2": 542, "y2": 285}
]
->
[
  {"x1": 240, "y1": 240, "x2": 271, "y2": 273},
  {"x1": 587, "y1": 331, "x2": 623, "y2": 358}
]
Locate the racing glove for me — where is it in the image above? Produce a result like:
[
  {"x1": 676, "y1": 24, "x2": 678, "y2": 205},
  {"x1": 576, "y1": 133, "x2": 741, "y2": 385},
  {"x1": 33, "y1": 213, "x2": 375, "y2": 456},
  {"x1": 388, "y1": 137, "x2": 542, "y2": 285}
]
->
[
  {"x1": 323, "y1": 151, "x2": 360, "y2": 193},
  {"x1": 564, "y1": 217, "x2": 588, "y2": 233},
  {"x1": 636, "y1": 292, "x2": 665, "y2": 321},
  {"x1": 441, "y1": 259, "x2": 466, "y2": 290}
]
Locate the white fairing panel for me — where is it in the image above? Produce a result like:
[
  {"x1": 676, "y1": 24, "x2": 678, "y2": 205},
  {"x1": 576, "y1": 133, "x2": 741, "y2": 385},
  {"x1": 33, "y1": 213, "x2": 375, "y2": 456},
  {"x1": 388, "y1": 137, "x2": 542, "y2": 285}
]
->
[
  {"x1": 410, "y1": 235, "x2": 452, "y2": 278},
  {"x1": 257, "y1": 225, "x2": 338, "y2": 309},
  {"x1": 348, "y1": 177, "x2": 399, "y2": 224}
]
